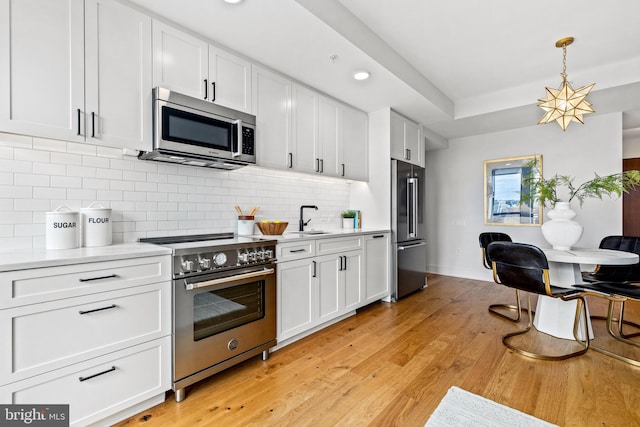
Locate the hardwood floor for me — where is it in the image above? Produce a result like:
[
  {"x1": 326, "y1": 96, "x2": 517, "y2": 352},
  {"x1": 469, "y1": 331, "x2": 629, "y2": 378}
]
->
[{"x1": 114, "y1": 274, "x2": 640, "y2": 427}]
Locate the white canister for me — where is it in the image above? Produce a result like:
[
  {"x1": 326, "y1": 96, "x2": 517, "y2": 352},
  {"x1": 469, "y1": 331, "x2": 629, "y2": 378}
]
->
[
  {"x1": 81, "y1": 202, "x2": 112, "y2": 247},
  {"x1": 46, "y1": 206, "x2": 80, "y2": 250},
  {"x1": 237, "y1": 216, "x2": 255, "y2": 236}
]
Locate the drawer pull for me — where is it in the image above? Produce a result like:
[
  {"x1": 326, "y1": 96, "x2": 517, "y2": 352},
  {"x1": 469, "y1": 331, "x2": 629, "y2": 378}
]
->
[
  {"x1": 289, "y1": 249, "x2": 306, "y2": 253},
  {"x1": 373, "y1": 235, "x2": 385, "y2": 238},
  {"x1": 79, "y1": 304, "x2": 117, "y2": 315},
  {"x1": 79, "y1": 366, "x2": 116, "y2": 382},
  {"x1": 78, "y1": 274, "x2": 118, "y2": 282}
]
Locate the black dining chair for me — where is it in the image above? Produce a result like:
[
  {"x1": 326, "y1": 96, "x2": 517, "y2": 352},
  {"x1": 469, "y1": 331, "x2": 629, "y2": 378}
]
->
[
  {"x1": 487, "y1": 241, "x2": 590, "y2": 360},
  {"x1": 574, "y1": 281, "x2": 640, "y2": 366},
  {"x1": 478, "y1": 232, "x2": 526, "y2": 322},
  {"x1": 581, "y1": 235, "x2": 640, "y2": 339}
]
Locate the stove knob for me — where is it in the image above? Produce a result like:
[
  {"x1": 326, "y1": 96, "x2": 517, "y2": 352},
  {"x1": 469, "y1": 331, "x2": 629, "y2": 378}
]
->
[
  {"x1": 181, "y1": 259, "x2": 195, "y2": 272},
  {"x1": 199, "y1": 258, "x2": 211, "y2": 269},
  {"x1": 247, "y1": 252, "x2": 256, "y2": 262},
  {"x1": 264, "y1": 249, "x2": 273, "y2": 260},
  {"x1": 238, "y1": 253, "x2": 249, "y2": 263},
  {"x1": 256, "y1": 250, "x2": 265, "y2": 261}
]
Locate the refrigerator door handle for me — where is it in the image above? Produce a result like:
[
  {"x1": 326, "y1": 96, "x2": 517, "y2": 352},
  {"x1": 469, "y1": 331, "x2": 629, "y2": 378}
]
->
[
  {"x1": 407, "y1": 177, "x2": 418, "y2": 238},
  {"x1": 398, "y1": 241, "x2": 427, "y2": 251}
]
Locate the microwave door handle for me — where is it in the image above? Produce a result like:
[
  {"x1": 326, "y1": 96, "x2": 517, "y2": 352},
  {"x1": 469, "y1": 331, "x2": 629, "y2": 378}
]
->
[{"x1": 234, "y1": 119, "x2": 243, "y2": 157}]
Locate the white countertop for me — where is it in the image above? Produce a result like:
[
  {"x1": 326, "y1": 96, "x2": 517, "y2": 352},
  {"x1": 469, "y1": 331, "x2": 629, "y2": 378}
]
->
[
  {"x1": 250, "y1": 228, "x2": 390, "y2": 242},
  {"x1": 0, "y1": 243, "x2": 172, "y2": 272}
]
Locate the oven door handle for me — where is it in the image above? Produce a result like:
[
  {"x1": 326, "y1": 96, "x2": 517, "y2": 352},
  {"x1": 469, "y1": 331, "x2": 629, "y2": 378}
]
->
[{"x1": 185, "y1": 267, "x2": 275, "y2": 291}]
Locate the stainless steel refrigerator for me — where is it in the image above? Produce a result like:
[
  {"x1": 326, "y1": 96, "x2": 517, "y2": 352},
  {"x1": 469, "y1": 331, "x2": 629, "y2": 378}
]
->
[{"x1": 391, "y1": 159, "x2": 428, "y2": 300}]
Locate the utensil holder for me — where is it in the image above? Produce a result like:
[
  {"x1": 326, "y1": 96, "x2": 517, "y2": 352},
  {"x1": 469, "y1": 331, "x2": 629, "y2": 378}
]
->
[{"x1": 237, "y1": 216, "x2": 255, "y2": 236}]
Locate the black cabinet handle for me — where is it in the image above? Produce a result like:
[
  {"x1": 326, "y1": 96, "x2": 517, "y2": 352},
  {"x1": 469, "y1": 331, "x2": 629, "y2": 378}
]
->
[
  {"x1": 78, "y1": 274, "x2": 118, "y2": 283},
  {"x1": 288, "y1": 152, "x2": 293, "y2": 168},
  {"x1": 204, "y1": 79, "x2": 208, "y2": 100},
  {"x1": 79, "y1": 366, "x2": 116, "y2": 382},
  {"x1": 341, "y1": 163, "x2": 345, "y2": 177},
  {"x1": 343, "y1": 256, "x2": 347, "y2": 270},
  {"x1": 212, "y1": 82, "x2": 216, "y2": 102},
  {"x1": 315, "y1": 158, "x2": 319, "y2": 172},
  {"x1": 91, "y1": 112, "x2": 96, "y2": 138},
  {"x1": 76, "y1": 108, "x2": 81, "y2": 135},
  {"x1": 320, "y1": 159, "x2": 324, "y2": 173},
  {"x1": 79, "y1": 304, "x2": 117, "y2": 315},
  {"x1": 312, "y1": 260, "x2": 317, "y2": 277},
  {"x1": 290, "y1": 249, "x2": 305, "y2": 253},
  {"x1": 373, "y1": 235, "x2": 385, "y2": 238}
]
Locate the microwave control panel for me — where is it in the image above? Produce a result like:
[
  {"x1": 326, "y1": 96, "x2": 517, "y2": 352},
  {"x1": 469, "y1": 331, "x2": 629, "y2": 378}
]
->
[{"x1": 242, "y1": 127, "x2": 255, "y2": 155}]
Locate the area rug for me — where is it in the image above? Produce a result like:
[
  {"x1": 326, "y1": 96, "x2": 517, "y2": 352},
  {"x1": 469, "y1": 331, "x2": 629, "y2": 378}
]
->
[{"x1": 426, "y1": 386, "x2": 558, "y2": 427}]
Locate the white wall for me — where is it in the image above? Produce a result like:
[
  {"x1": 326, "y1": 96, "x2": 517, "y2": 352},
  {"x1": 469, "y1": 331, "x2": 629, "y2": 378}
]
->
[
  {"x1": 425, "y1": 112, "x2": 624, "y2": 281},
  {"x1": 0, "y1": 132, "x2": 351, "y2": 249}
]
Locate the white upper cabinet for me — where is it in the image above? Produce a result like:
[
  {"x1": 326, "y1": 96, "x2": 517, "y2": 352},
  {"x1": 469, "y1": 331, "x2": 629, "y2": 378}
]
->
[
  {"x1": 317, "y1": 96, "x2": 340, "y2": 177},
  {"x1": 152, "y1": 21, "x2": 252, "y2": 113},
  {"x1": 253, "y1": 65, "x2": 292, "y2": 170},
  {"x1": 340, "y1": 105, "x2": 368, "y2": 181},
  {"x1": 208, "y1": 45, "x2": 252, "y2": 113},
  {"x1": 0, "y1": 0, "x2": 85, "y2": 142},
  {"x1": 152, "y1": 20, "x2": 208, "y2": 100},
  {"x1": 291, "y1": 83, "x2": 318, "y2": 174},
  {"x1": 391, "y1": 110, "x2": 424, "y2": 167},
  {"x1": 0, "y1": 0, "x2": 152, "y2": 151},
  {"x1": 85, "y1": 0, "x2": 152, "y2": 151}
]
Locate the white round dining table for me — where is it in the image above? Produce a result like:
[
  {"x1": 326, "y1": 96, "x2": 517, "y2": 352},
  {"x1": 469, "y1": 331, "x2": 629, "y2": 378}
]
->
[{"x1": 534, "y1": 248, "x2": 639, "y2": 340}]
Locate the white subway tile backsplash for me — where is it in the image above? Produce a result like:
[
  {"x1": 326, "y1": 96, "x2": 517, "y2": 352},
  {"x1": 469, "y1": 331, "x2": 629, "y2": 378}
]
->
[{"x1": 0, "y1": 132, "x2": 351, "y2": 248}]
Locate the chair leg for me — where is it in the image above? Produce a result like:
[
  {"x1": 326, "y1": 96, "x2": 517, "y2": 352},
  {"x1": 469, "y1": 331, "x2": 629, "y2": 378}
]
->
[
  {"x1": 489, "y1": 289, "x2": 531, "y2": 322},
  {"x1": 501, "y1": 294, "x2": 589, "y2": 361},
  {"x1": 618, "y1": 301, "x2": 640, "y2": 339},
  {"x1": 589, "y1": 300, "x2": 640, "y2": 367}
]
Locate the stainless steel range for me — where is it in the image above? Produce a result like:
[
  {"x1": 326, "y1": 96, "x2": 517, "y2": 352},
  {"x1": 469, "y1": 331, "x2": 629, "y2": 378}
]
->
[{"x1": 139, "y1": 233, "x2": 277, "y2": 402}]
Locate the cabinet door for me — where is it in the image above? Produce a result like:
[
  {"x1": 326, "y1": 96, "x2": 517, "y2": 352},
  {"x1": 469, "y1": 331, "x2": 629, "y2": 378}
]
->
[
  {"x1": 208, "y1": 45, "x2": 252, "y2": 113},
  {"x1": 277, "y1": 259, "x2": 314, "y2": 341},
  {"x1": 340, "y1": 105, "x2": 368, "y2": 181},
  {"x1": 404, "y1": 119, "x2": 421, "y2": 166},
  {"x1": 316, "y1": 255, "x2": 341, "y2": 323},
  {"x1": 364, "y1": 233, "x2": 390, "y2": 303},
  {"x1": 317, "y1": 96, "x2": 339, "y2": 176},
  {"x1": 253, "y1": 66, "x2": 292, "y2": 169},
  {"x1": 291, "y1": 83, "x2": 318, "y2": 174},
  {"x1": 85, "y1": 0, "x2": 152, "y2": 151},
  {"x1": 390, "y1": 111, "x2": 406, "y2": 161},
  {"x1": 152, "y1": 20, "x2": 208, "y2": 100},
  {"x1": 0, "y1": 0, "x2": 85, "y2": 141},
  {"x1": 343, "y1": 251, "x2": 363, "y2": 312}
]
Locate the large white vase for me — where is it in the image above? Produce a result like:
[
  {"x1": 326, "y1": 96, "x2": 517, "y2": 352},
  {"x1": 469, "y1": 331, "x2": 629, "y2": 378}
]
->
[{"x1": 541, "y1": 202, "x2": 584, "y2": 250}]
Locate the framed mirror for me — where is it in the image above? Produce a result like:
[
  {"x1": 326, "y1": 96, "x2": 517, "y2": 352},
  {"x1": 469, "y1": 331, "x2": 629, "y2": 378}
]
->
[{"x1": 484, "y1": 154, "x2": 542, "y2": 226}]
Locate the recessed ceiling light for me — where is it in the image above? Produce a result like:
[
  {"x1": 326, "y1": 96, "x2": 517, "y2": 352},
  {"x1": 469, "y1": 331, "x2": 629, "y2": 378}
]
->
[
  {"x1": 353, "y1": 71, "x2": 370, "y2": 81},
  {"x1": 223, "y1": 0, "x2": 243, "y2": 4}
]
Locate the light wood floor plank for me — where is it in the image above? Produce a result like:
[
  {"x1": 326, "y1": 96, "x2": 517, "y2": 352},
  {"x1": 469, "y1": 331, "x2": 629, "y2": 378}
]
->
[{"x1": 115, "y1": 274, "x2": 640, "y2": 427}]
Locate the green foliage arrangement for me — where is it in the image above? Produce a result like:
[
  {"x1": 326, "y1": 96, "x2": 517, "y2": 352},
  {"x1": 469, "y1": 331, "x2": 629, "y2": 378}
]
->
[
  {"x1": 341, "y1": 210, "x2": 357, "y2": 218},
  {"x1": 522, "y1": 159, "x2": 640, "y2": 208}
]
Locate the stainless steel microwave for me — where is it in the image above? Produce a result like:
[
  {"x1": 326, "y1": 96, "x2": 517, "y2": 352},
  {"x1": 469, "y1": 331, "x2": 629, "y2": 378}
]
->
[{"x1": 139, "y1": 87, "x2": 256, "y2": 170}]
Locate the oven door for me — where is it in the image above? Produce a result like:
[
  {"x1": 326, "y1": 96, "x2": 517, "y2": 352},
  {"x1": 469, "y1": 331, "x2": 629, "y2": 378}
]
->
[{"x1": 173, "y1": 264, "x2": 276, "y2": 383}]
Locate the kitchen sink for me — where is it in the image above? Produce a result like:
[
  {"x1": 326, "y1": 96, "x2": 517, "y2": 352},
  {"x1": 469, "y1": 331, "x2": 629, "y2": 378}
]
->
[{"x1": 286, "y1": 230, "x2": 332, "y2": 236}]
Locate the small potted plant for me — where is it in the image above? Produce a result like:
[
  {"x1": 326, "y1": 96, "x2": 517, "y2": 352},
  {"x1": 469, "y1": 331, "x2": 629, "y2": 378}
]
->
[{"x1": 341, "y1": 210, "x2": 357, "y2": 229}]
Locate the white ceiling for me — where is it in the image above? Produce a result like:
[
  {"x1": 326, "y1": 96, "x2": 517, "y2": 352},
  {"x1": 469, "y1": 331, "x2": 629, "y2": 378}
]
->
[{"x1": 126, "y1": 0, "x2": 640, "y2": 147}]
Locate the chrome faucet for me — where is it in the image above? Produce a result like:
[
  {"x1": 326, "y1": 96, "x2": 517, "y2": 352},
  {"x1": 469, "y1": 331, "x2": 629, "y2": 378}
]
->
[{"x1": 299, "y1": 205, "x2": 318, "y2": 231}]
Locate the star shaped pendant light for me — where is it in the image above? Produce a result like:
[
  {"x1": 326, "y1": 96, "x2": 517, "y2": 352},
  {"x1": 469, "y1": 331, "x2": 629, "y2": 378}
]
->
[{"x1": 538, "y1": 37, "x2": 595, "y2": 131}]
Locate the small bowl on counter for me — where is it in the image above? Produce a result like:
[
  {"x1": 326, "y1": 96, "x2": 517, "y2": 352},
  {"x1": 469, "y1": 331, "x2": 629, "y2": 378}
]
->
[{"x1": 256, "y1": 221, "x2": 288, "y2": 235}]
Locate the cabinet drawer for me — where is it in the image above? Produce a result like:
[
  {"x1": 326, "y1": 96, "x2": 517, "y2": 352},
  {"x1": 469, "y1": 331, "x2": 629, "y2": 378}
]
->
[
  {"x1": 0, "y1": 336, "x2": 171, "y2": 427},
  {"x1": 315, "y1": 236, "x2": 362, "y2": 255},
  {"x1": 0, "y1": 255, "x2": 170, "y2": 309},
  {"x1": 277, "y1": 241, "x2": 316, "y2": 262},
  {"x1": 0, "y1": 282, "x2": 170, "y2": 384}
]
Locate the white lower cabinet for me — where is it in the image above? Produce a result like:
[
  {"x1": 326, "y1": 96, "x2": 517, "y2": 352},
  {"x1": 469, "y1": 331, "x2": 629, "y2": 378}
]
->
[
  {"x1": 364, "y1": 233, "x2": 391, "y2": 304},
  {"x1": 0, "y1": 254, "x2": 172, "y2": 426},
  {"x1": 276, "y1": 234, "x2": 385, "y2": 348}
]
